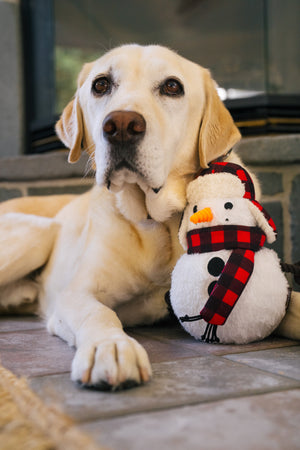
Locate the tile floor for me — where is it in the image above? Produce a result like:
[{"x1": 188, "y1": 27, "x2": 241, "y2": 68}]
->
[{"x1": 1, "y1": 315, "x2": 300, "y2": 450}]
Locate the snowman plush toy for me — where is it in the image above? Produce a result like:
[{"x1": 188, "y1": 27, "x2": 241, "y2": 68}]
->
[{"x1": 170, "y1": 162, "x2": 289, "y2": 344}]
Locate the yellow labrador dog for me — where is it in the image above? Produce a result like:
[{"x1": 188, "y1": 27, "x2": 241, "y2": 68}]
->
[{"x1": 0, "y1": 45, "x2": 299, "y2": 390}]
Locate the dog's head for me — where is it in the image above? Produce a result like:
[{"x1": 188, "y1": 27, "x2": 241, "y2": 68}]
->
[{"x1": 56, "y1": 44, "x2": 240, "y2": 223}]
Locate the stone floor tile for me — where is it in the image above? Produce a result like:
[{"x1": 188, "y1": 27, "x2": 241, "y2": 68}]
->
[
  {"x1": 127, "y1": 320, "x2": 195, "y2": 341},
  {"x1": 127, "y1": 330, "x2": 201, "y2": 362},
  {"x1": 0, "y1": 328, "x2": 75, "y2": 377},
  {"x1": 225, "y1": 346, "x2": 300, "y2": 381},
  {"x1": 130, "y1": 323, "x2": 299, "y2": 358},
  {"x1": 0, "y1": 315, "x2": 44, "y2": 332},
  {"x1": 79, "y1": 389, "x2": 300, "y2": 450},
  {"x1": 211, "y1": 336, "x2": 300, "y2": 356},
  {"x1": 29, "y1": 356, "x2": 300, "y2": 422}
]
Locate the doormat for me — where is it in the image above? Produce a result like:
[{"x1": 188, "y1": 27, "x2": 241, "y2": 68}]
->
[{"x1": 0, "y1": 363, "x2": 105, "y2": 450}]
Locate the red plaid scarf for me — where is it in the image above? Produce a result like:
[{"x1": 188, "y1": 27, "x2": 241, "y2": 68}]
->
[{"x1": 180, "y1": 225, "x2": 266, "y2": 341}]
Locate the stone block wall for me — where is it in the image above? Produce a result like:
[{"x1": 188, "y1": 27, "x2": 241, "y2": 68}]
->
[
  {"x1": 236, "y1": 135, "x2": 300, "y2": 262},
  {"x1": 236, "y1": 135, "x2": 300, "y2": 291},
  {"x1": 0, "y1": 151, "x2": 94, "y2": 200},
  {"x1": 0, "y1": 135, "x2": 299, "y2": 290}
]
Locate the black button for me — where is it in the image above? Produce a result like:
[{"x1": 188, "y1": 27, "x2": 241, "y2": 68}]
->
[
  {"x1": 208, "y1": 281, "x2": 217, "y2": 296},
  {"x1": 207, "y1": 257, "x2": 225, "y2": 277}
]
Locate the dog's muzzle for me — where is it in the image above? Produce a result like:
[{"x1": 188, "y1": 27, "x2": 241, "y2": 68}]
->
[
  {"x1": 103, "y1": 110, "x2": 148, "y2": 187},
  {"x1": 102, "y1": 111, "x2": 162, "y2": 193},
  {"x1": 103, "y1": 110, "x2": 146, "y2": 182}
]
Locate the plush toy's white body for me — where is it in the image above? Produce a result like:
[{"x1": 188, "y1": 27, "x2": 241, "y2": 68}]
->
[
  {"x1": 171, "y1": 248, "x2": 288, "y2": 343},
  {"x1": 170, "y1": 165, "x2": 289, "y2": 344}
]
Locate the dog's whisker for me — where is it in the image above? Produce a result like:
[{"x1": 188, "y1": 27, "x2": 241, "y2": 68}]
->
[{"x1": 81, "y1": 145, "x2": 96, "y2": 179}]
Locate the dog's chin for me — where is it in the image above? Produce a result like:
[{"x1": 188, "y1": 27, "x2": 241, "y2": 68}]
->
[
  {"x1": 108, "y1": 168, "x2": 140, "y2": 193},
  {"x1": 97, "y1": 164, "x2": 186, "y2": 223},
  {"x1": 103, "y1": 163, "x2": 163, "y2": 195}
]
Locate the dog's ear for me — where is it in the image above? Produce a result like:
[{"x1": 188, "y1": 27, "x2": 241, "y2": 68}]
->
[
  {"x1": 198, "y1": 70, "x2": 241, "y2": 168},
  {"x1": 55, "y1": 96, "x2": 83, "y2": 163},
  {"x1": 55, "y1": 62, "x2": 93, "y2": 163}
]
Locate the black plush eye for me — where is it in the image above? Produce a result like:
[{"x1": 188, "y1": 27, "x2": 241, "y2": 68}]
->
[
  {"x1": 224, "y1": 202, "x2": 233, "y2": 210},
  {"x1": 193, "y1": 205, "x2": 198, "y2": 213},
  {"x1": 92, "y1": 76, "x2": 112, "y2": 96},
  {"x1": 160, "y1": 78, "x2": 184, "y2": 97}
]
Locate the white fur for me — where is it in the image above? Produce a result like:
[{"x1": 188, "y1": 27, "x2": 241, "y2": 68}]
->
[
  {"x1": 59, "y1": 44, "x2": 241, "y2": 224},
  {"x1": 0, "y1": 213, "x2": 59, "y2": 286},
  {"x1": 76, "y1": 46, "x2": 207, "y2": 221}
]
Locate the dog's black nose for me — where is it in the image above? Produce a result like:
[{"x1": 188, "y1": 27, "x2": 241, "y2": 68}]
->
[{"x1": 103, "y1": 111, "x2": 146, "y2": 145}]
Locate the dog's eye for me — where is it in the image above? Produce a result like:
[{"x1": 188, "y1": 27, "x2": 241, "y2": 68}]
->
[
  {"x1": 160, "y1": 78, "x2": 184, "y2": 97},
  {"x1": 224, "y1": 202, "x2": 233, "y2": 210},
  {"x1": 193, "y1": 205, "x2": 198, "y2": 213},
  {"x1": 92, "y1": 77, "x2": 112, "y2": 96}
]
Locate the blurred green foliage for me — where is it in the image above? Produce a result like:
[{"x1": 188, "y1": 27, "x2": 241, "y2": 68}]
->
[{"x1": 55, "y1": 46, "x2": 102, "y2": 113}]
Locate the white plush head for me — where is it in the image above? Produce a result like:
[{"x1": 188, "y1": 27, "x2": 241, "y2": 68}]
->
[{"x1": 179, "y1": 163, "x2": 277, "y2": 249}]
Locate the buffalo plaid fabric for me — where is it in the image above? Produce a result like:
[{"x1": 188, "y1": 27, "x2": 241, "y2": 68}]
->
[
  {"x1": 187, "y1": 225, "x2": 266, "y2": 255},
  {"x1": 186, "y1": 225, "x2": 266, "y2": 326}
]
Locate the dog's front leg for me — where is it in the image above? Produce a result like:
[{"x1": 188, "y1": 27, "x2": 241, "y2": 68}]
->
[{"x1": 46, "y1": 291, "x2": 152, "y2": 390}]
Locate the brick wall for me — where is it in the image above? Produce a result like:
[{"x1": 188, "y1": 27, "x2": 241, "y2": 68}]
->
[{"x1": 0, "y1": 136, "x2": 299, "y2": 289}]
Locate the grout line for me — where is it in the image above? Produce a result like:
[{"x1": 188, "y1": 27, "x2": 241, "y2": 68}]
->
[
  {"x1": 220, "y1": 350, "x2": 300, "y2": 383},
  {"x1": 76, "y1": 385, "x2": 300, "y2": 425},
  {"x1": 0, "y1": 327, "x2": 45, "y2": 334},
  {"x1": 28, "y1": 370, "x2": 72, "y2": 379},
  {"x1": 0, "y1": 178, "x2": 94, "y2": 190},
  {"x1": 281, "y1": 170, "x2": 293, "y2": 262}
]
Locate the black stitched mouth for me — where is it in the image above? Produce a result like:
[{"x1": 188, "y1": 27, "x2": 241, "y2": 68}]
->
[{"x1": 152, "y1": 187, "x2": 162, "y2": 194}]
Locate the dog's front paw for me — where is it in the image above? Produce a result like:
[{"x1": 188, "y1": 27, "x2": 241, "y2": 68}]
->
[{"x1": 71, "y1": 333, "x2": 152, "y2": 390}]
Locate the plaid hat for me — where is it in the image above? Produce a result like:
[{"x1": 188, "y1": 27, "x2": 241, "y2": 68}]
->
[{"x1": 193, "y1": 162, "x2": 277, "y2": 244}]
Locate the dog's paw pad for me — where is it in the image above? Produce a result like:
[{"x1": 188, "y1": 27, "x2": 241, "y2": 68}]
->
[
  {"x1": 77, "y1": 378, "x2": 140, "y2": 392},
  {"x1": 77, "y1": 379, "x2": 113, "y2": 391}
]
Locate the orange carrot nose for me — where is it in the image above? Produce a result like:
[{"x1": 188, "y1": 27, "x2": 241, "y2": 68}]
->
[{"x1": 190, "y1": 207, "x2": 213, "y2": 224}]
